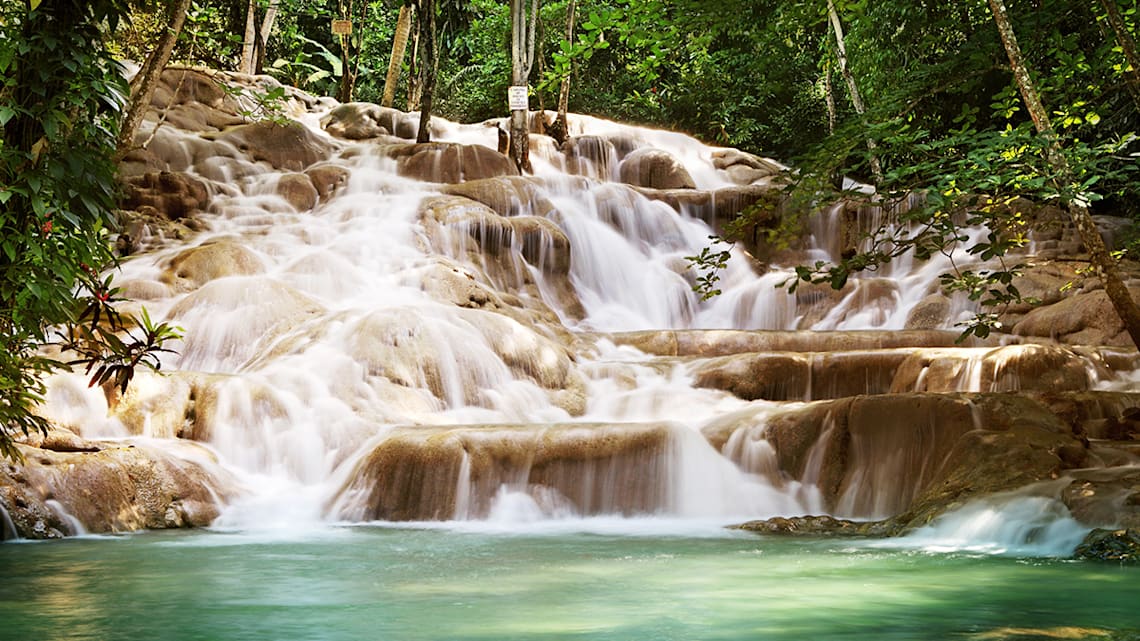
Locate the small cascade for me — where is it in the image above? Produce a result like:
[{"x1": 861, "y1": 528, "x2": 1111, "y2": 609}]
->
[
  {"x1": 0, "y1": 502, "x2": 19, "y2": 541},
  {"x1": 884, "y1": 487, "x2": 1090, "y2": 557}
]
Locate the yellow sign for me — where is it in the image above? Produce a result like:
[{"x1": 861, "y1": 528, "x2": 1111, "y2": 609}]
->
[{"x1": 332, "y1": 20, "x2": 353, "y2": 35}]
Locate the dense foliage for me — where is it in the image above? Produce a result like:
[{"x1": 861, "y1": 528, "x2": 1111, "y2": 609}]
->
[{"x1": 1, "y1": 0, "x2": 179, "y2": 460}]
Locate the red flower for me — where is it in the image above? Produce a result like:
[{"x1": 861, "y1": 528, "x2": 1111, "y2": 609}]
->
[{"x1": 41, "y1": 220, "x2": 53, "y2": 234}]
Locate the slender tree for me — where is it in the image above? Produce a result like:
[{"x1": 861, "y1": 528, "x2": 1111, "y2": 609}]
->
[
  {"x1": 115, "y1": 0, "x2": 193, "y2": 160},
  {"x1": 548, "y1": 0, "x2": 577, "y2": 146},
  {"x1": 383, "y1": 2, "x2": 415, "y2": 108},
  {"x1": 826, "y1": 0, "x2": 882, "y2": 184},
  {"x1": 509, "y1": 0, "x2": 540, "y2": 172},
  {"x1": 336, "y1": 0, "x2": 369, "y2": 103},
  {"x1": 239, "y1": 0, "x2": 258, "y2": 74},
  {"x1": 1097, "y1": 0, "x2": 1140, "y2": 113},
  {"x1": 416, "y1": 0, "x2": 436, "y2": 142},
  {"x1": 988, "y1": 0, "x2": 1140, "y2": 348}
]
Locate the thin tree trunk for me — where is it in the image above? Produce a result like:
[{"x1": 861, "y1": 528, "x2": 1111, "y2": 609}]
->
[
  {"x1": 988, "y1": 0, "x2": 1140, "y2": 348},
  {"x1": 827, "y1": 0, "x2": 883, "y2": 184},
  {"x1": 549, "y1": 0, "x2": 576, "y2": 145},
  {"x1": 1097, "y1": 0, "x2": 1140, "y2": 113},
  {"x1": 114, "y1": 0, "x2": 192, "y2": 160},
  {"x1": 416, "y1": 0, "x2": 435, "y2": 143},
  {"x1": 824, "y1": 59, "x2": 836, "y2": 135},
  {"x1": 239, "y1": 0, "x2": 257, "y2": 75},
  {"x1": 255, "y1": 1, "x2": 280, "y2": 73},
  {"x1": 407, "y1": 20, "x2": 422, "y2": 111},
  {"x1": 336, "y1": 0, "x2": 364, "y2": 103},
  {"x1": 509, "y1": 0, "x2": 539, "y2": 172},
  {"x1": 383, "y1": 3, "x2": 414, "y2": 108}
]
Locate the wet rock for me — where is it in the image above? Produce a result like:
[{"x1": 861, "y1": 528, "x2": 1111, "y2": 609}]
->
[
  {"x1": 208, "y1": 120, "x2": 334, "y2": 171},
  {"x1": 0, "y1": 438, "x2": 237, "y2": 538},
  {"x1": 304, "y1": 164, "x2": 350, "y2": 202},
  {"x1": 146, "y1": 67, "x2": 246, "y2": 133},
  {"x1": 383, "y1": 142, "x2": 518, "y2": 183},
  {"x1": 708, "y1": 393, "x2": 1087, "y2": 525},
  {"x1": 618, "y1": 147, "x2": 696, "y2": 190},
  {"x1": 121, "y1": 171, "x2": 212, "y2": 220},
  {"x1": 167, "y1": 277, "x2": 324, "y2": 370},
  {"x1": 561, "y1": 135, "x2": 620, "y2": 180},
  {"x1": 419, "y1": 195, "x2": 583, "y2": 319},
  {"x1": 343, "y1": 306, "x2": 583, "y2": 410},
  {"x1": 275, "y1": 172, "x2": 319, "y2": 211},
  {"x1": 321, "y1": 102, "x2": 392, "y2": 139},
  {"x1": 890, "y1": 344, "x2": 1100, "y2": 394},
  {"x1": 1013, "y1": 288, "x2": 1139, "y2": 347},
  {"x1": 734, "y1": 515, "x2": 896, "y2": 537},
  {"x1": 904, "y1": 294, "x2": 951, "y2": 330},
  {"x1": 691, "y1": 350, "x2": 911, "y2": 401},
  {"x1": 1062, "y1": 468, "x2": 1140, "y2": 529},
  {"x1": 441, "y1": 176, "x2": 563, "y2": 219},
  {"x1": 1073, "y1": 528, "x2": 1140, "y2": 563},
  {"x1": 333, "y1": 422, "x2": 674, "y2": 521},
  {"x1": 160, "y1": 239, "x2": 267, "y2": 291},
  {"x1": 607, "y1": 329, "x2": 1009, "y2": 357}
]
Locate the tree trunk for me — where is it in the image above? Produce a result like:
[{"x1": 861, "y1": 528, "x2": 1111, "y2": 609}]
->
[
  {"x1": 336, "y1": 0, "x2": 366, "y2": 103},
  {"x1": 988, "y1": 0, "x2": 1140, "y2": 348},
  {"x1": 1097, "y1": 0, "x2": 1140, "y2": 113},
  {"x1": 824, "y1": 59, "x2": 836, "y2": 135},
  {"x1": 549, "y1": 0, "x2": 576, "y2": 145},
  {"x1": 239, "y1": 0, "x2": 257, "y2": 75},
  {"x1": 114, "y1": 0, "x2": 192, "y2": 160},
  {"x1": 509, "y1": 0, "x2": 539, "y2": 172},
  {"x1": 254, "y1": 1, "x2": 280, "y2": 74},
  {"x1": 383, "y1": 3, "x2": 415, "y2": 108},
  {"x1": 827, "y1": 0, "x2": 883, "y2": 184},
  {"x1": 407, "y1": 20, "x2": 422, "y2": 111},
  {"x1": 416, "y1": 0, "x2": 435, "y2": 143}
]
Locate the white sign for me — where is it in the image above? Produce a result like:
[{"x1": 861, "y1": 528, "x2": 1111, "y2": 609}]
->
[{"x1": 508, "y1": 86, "x2": 529, "y2": 111}]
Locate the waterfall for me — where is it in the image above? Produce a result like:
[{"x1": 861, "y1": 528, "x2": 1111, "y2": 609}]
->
[{"x1": 13, "y1": 70, "x2": 1134, "y2": 550}]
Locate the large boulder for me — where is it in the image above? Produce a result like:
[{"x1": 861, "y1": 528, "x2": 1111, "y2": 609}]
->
[
  {"x1": 382, "y1": 142, "x2": 519, "y2": 183},
  {"x1": 706, "y1": 392, "x2": 1089, "y2": 524},
  {"x1": 1073, "y1": 528, "x2": 1140, "y2": 563},
  {"x1": 561, "y1": 135, "x2": 620, "y2": 180},
  {"x1": 160, "y1": 239, "x2": 268, "y2": 292},
  {"x1": 0, "y1": 435, "x2": 236, "y2": 538},
  {"x1": 333, "y1": 422, "x2": 675, "y2": 521},
  {"x1": 618, "y1": 147, "x2": 696, "y2": 190},
  {"x1": 1014, "y1": 288, "x2": 1139, "y2": 346},
  {"x1": 321, "y1": 102, "x2": 393, "y2": 140},
  {"x1": 208, "y1": 120, "x2": 333, "y2": 171},
  {"x1": 121, "y1": 171, "x2": 212, "y2": 220}
]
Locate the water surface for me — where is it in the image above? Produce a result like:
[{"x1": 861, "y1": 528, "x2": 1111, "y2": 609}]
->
[{"x1": 2, "y1": 523, "x2": 1137, "y2": 641}]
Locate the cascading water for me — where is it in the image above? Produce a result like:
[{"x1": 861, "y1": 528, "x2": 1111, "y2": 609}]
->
[{"x1": 17, "y1": 71, "x2": 1137, "y2": 554}]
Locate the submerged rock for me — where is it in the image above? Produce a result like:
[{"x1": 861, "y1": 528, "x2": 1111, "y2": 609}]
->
[
  {"x1": 734, "y1": 515, "x2": 897, "y2": 537},
  {"x1": 1073, "y1": 528, "x2": 1140, "y2": 563}
]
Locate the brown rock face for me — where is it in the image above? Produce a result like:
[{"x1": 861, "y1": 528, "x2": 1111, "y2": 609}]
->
[
  {"x1": 0, "y1": 438, "x2": 237, "y2": 538},
  {"x1": 382, "y1": 143, "x2": 519, "y2": 183},
  {"x1": 321, "y1": 102, "x2": 392, "y2": 139},
  {"x1": 161, "y1": 240, "x2": 267, "y2": 291},
  {"x1": 209, "y1": 121, "x2": 333, "y2": 171},
  {"x1": 275, "y1": 173, "x2": 320, "y2": 211},
  {"x1": 709, "y1": 393, "x2": 1088, "y2": 523},
  {"x1": 561, "y1": 136, "x2": 620, "y2": 180},
  {"x1": 334, "y1": 423, "x2": 674, "y2": 521},
  {"x1": 121, "y1": 171, "x2": 212, "y2": 220},
  {"x1": 304, "y1": 164, "x2": 350, "y2": 201},
  {"x1": 1014, "y1": 288, "x2": 1138, "y2": 346},
  {"x1": 618, "y1": 148, "x2": 696, "y2": 190}
]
